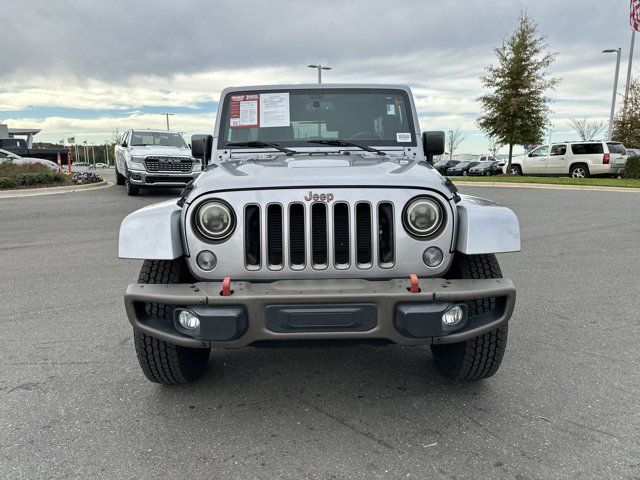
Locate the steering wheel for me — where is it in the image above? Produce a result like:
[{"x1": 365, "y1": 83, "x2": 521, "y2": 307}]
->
[{"x1": 348, "y1": 131, "x2": 382, "y2": 140}]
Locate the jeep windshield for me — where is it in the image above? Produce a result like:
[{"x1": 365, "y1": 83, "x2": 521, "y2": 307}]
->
[
  {"x1": 218, "y1": 88, "x2": 416, "y2": 150},
  {"x1": 131, "y1": 131, "x2": 187, "y2": 148}
]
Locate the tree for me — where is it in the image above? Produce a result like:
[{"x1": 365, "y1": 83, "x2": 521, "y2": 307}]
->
[
  {"x1": 477, "y1": 13, "x2": 559, "y2": 172},
  {"x1": 612, "y1": 77, "x2": 640, "y2": 148},
  {"x1": 487, "y1": 136, "x2": 503, "y2": 157},
  {"x1": 447, "y1": 128, "x2": 466, "y2": 159},
  {"x1": 568, "y1": 118, "x2": 606, "y2": 141}
]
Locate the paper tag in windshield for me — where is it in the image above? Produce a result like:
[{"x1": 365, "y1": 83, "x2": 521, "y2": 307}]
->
[
  {"x1": 396, "y1": 133, "x2": 411, "y2": 142},
  {"x1": 229, "y1": 94, "x2": 259, "y2": 128},
  {"x1": 260, "y1": 93, "x2": 290, "y2": 128}
]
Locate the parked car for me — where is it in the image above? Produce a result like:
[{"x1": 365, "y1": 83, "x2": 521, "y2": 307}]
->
[
  {"x1": 0, "y1": 148, "x2": 59, "y2": 172},
  {"x1": 446, "y1": 161, "x2": 480, "y2": 176},
  {"x1": 72, "y1": 162, "x2": 90, "y2": 167},
  {"x1": 119, "y1": 83, "x2": 521, "y2": 385},
  {"x1": 626, "y1": 148, "x2": 639, "y2": 157},
  {"x1": 114, "y1": 129, "x2": 202, "y2": 196},
  {"x1": 88, "y1": 162, "x2": 109, "y2": 169},
  {"x1": 433, "y1": 159, "x2": 460, "y2": 175},
  {"x1": 506, "y1": 141, "x2": 627, "y2": 177},
  {"x1": 468, "y1": 161, "x2": 503, "y2": 176}
]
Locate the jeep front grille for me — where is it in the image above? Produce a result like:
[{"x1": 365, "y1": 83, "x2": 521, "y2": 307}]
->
[
  {"x1": 244, "y1": 201, "x2": 395, "y2": 270},
  {"x1": 145, "y1": 156, "x2": 193, "y2": 173}
]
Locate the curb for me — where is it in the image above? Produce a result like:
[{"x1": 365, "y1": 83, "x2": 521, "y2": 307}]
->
[
  {"x1": 453, "y1": 181, "x2": 640, "y2": 193},
  {"x1": 0, "y1": 181, "x2": 115, "y2": 199}
]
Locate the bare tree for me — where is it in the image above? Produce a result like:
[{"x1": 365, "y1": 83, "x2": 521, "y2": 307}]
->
[
  {"x1": 568, "y1": 118, "x2": 606, "y2": 141},
  {"x1": 110, "y1": 127, "x2": 126, "y2": 146},
  {"x1": 447, "y1": 128, "x2": 466, "y2": 159},
  {"x1": 487, "y1": 136, "x2": 503, "y2": 157}
]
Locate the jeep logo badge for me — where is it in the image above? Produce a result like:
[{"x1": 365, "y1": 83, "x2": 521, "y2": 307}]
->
[{"x1": 304, "y1": 191, "x2": 334, "y2": 202}]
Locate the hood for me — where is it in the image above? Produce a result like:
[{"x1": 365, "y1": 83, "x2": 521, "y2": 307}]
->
[
  {"x1": 187, "y1": 154, "x2": 456, "y2": 203},
  {"x1": 129, "y1": 145, "x2": 193, "y2": 158}
]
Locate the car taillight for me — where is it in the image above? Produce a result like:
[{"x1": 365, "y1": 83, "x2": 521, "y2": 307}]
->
[{"x1": 603, "y1": 153, "x2": 610, "y2": 164}]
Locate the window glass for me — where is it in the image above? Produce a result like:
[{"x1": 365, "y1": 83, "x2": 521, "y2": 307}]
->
[
  {"x1": 530, "y1": 146, "x2": 549, "y2": 157},
  {"x1": 607, "y1": 142, "x2": 626, "y2": 155},
  {"x1": 571, "y1": 143, "x2": 604, "y2": 155},
  {"x1": 130, "y1": 131, "x2": 187, "y2": 148},
  {"x1": 218, "y1": 88, "x2": 415, "y2": 147},
  {"x1": 550, "y1": 144, "x2": 567, "y2": 156}
]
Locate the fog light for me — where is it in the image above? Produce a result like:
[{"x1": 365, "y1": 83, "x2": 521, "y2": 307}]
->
[
  {"x1": 442, "y1": 306, "x2": 464, "y2": 326},
  {"x1": 196, "y1": 250, "x2": 217, "y2": 271},
  {"x1": 178, "y1": 310, "x2": 200, "y2": 330},
  {"x1": 423, "y1": 246, "x2": 443, "y2": 267}
]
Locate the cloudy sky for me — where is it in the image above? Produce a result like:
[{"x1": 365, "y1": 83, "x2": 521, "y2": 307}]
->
[{"x1": 0, "y1": 0, "x2": 637, "y2": 154}]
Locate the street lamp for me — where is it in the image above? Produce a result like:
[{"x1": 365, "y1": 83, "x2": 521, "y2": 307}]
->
[
  {"x1": 307, "y1": 64, "x2": 332, "y2": 84},
  {"x1": 602, "y1": 48, "x2": 621, "y2": 140},
  {"x1": 448, "y1": 130, "x2": 453, "y2": 160},
  {"x1": 161, "y1": 112, "x2": 174, "y2": 131}
]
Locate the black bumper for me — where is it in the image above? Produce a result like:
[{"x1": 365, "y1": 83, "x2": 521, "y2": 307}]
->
[{"x1": 124, "y1": 277, "x2": 516, "y2": 348}]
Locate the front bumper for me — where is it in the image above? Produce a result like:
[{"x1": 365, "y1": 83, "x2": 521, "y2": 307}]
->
[
  {"x1": 124, "y1": 277, "x2": 516, "y2": 348},
  {"x1": 128, "y1": 169, "x2": 200, "y2": 187}
]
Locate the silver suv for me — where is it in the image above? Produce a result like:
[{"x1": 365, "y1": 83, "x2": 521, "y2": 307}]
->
[
  {"x1": 508, "y1": 141, "x2": 627, "y2": 177},
  {"x1": 119, "y1": 84, "x2": 521, "y2": 384}
]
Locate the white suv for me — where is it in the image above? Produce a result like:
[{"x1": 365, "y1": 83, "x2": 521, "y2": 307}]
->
[{"x1": 507, "y1": 141, "x2": 627, "y2": 177}]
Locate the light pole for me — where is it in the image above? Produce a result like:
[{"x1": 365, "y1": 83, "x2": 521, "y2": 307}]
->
[
  {"x1": 603, "y1": 48, "x2": 622, "y2": 140},
  {"x1": 161, "y1": 112, "x2": 174, "y2": 131},
  {"x1": 448, "y1": 130, "x2": 453, "y2": 160},
  {"x1": 307, "y1": 64, "x2": 332, "y2": 83}
]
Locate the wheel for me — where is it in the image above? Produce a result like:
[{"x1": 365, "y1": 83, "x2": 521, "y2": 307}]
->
[
  {"x1": 133, "y1": 258, "x2": 211, "y2": 384},
  {"x1": 431, "y1": 253, "x2": 509, "y2": 381},
  {"x1": 125, "y1": 177, "x2": 140, "y2": 196},
  {"x1": 570, "y1": 164, "x2": 590, "y2": 178},
  {"x1": 462, "y1": 170, "x2": 468, "y2": 176},
  {"x1": 115, "y1": 167, "x2": 125, "y2": 185},
  {"x1": 509, "y1": 164, "x2": 522, "y2": 176}
]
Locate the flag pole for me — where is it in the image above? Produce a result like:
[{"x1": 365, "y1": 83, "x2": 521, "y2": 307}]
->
[{"x1": 624, "y1": 29, "x2": 635, "y2": 111}]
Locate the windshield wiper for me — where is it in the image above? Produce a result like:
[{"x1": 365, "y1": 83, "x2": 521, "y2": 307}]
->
[
  {"x1": 226, "y1": 141, "x2": 295, "y2": 155},
  {"x1": 307, "y1": 139, "x2": 386, "y2": 156}
]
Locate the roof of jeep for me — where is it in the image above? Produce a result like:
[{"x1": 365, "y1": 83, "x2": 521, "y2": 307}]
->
[{"x1": 220, "y1": 83, "x2": 413, "y2": 95}]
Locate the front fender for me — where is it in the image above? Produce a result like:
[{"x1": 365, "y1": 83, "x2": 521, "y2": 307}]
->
[
  {"x1": 456, "y1": 195, "x2": 521, "y2": 254},
  {"x1": 118, "y1": 199, "x2": 184, "y2": 260}
]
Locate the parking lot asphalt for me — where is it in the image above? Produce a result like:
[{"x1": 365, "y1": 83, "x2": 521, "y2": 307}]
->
[{"x1": 1, "y1": 184, "x2": 639, "y2": 480}]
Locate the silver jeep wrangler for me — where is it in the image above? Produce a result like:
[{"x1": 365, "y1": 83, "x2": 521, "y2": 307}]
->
[{"x1": 119, "y1": 84, "x2": 520, "y2": 384}]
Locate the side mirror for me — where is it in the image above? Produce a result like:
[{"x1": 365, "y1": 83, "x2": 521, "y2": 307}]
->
[
  {"x1": 191, "y1": 134, "x2": 213, "y2": 166},
  {"x1": 527, "y1": 152, "x2": 533, "y2": 157},
  {"x1": 121, "y1": 141, "x2": 127, "y2": 148},
  {"x1": 422, "y1": 131, "x2": 445, "y2": 164}
]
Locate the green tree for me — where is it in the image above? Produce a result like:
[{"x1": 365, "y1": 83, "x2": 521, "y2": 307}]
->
[
  {"x1": 477, "y1": 13, "x2": 559, "y2": 171},
  {"x1": 612, "y1": 77, "x2": 640, "y2": 148}
]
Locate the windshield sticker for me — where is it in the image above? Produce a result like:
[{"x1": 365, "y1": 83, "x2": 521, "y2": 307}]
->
[
  {"x1": 396, "y1": 132, "x2": 412, "y2": 142},
  {"x1": 259, "y1": 93, "x2": 290, "y2": 128},
  {"x1": 229, "y1": 94, "x2": 259, "y2": 128},
  {"x1": 386, "y1": 103, "x2": 396, "y2": 115}
]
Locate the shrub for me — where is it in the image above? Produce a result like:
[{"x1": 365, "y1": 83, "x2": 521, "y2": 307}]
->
[
  {"x1": 0, "y1": 177, "x2": 17, "y2": 189},
  {"x1": 0, "y1": 162, "x2": 54, "y2": 175},
  {"x1": 0, "y1": 173, "x2": 65, "y2": 189},
  {"x1": 625, "y1": 156, "x2": 640, "y2": 179}
]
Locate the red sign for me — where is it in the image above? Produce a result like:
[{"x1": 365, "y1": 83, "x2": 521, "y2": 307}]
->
[{"x1": 229, "y1": 94, "x2": 259, "y2": 128}]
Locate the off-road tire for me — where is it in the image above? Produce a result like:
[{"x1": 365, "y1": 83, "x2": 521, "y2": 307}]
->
[
  {"x1": 115, "y1": 166, "x2": 125, "y2": 185},
  {"x1": 431, "y1": 253, "x2": 509, "y2": 381},
  {"x1": 125, "y1": 177, "x2": 140, "y2": 196},
  {"x1": 133, "y1": 258, "x2": 211, "y2": 384}
]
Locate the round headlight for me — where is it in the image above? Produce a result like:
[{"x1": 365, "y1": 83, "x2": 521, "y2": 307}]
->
[
  {"x1": 403, "y1": 197, "x2": 443, "y2": 237},
  {"x1": 195, "y1": 201, "x2": 234, "y2": 240}
]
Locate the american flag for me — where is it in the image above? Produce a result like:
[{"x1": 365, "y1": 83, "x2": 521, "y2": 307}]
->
[{"x1": 632, "y1": 0, "x2": 640, "y2": 31}]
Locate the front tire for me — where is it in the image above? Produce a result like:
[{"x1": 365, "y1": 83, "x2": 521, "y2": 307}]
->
[
  {"x1": 115, "y1": 166, "x2": 125, "y2": 185},
  {"x1": 125, "y1": 176, "x2": 140, "y2": 196},
  {"x1": 431, "y1": 254, "x2": 509, "y2": 381},
  {"x1": 133, "y1": 258, "x2": 211, "y2": 384}
]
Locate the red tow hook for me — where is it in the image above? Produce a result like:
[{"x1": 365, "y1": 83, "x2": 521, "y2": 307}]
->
[
  {"x1": 221, "y1": 276, "x2": 232, "y2": 296},
  {"x1": 409, "y1": 273, "x2": 420, "y2": 293}
]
